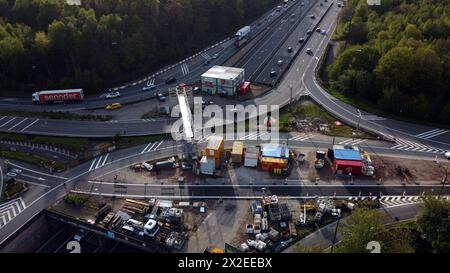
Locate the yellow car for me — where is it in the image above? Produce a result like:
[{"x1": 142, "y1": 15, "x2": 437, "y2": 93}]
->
[{"x1": 106, "y1": 102, "x2": 122, "y2": 110}]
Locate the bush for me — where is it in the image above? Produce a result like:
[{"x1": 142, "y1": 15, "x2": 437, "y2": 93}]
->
[{"x1": 64, "y1": 194, "x2": 90, "y2": 206}]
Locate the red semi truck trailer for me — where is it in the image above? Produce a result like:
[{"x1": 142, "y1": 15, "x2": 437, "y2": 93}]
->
[{"x1": 32, "y1": 89, "x2": 84, "y2": 104}]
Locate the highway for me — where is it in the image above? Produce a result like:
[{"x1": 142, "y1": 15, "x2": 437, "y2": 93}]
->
[
  {"x1": 0, "y1": 0, "x2": 447, "y2": 158},
  {"x1": 0, "y1": 0, "x2": 299, "y2": 112}
]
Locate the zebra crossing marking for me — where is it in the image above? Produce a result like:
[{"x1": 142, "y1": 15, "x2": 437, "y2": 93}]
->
[
  {"x1": 288, "y1": 135, "x2": 312, "y2": 141},
  {"x1": 415, "y1": 129, "x2": 449, "y2": 140},
  {"x1": 201, "y1": 53, "x2": 211, "y2": 60},
  {"x1": 88, "y1": 154, "x2": 110, "y2": 171},
  {"x1": 181, "y1": 63, "x2": 190, "y2": 76},
  {"x1": 140, "y1": 140, "x2": 164, "y2": 154},
  {"x1": 0, "y1": 197, "x2": 26, "y2": 228},
  {"x1": 338, "y1": 138, "x2": 366, "y2": 146}
]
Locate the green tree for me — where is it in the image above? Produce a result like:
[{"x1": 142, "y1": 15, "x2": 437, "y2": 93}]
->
[{"x1": 416, "y1": 196, "x2": 450, "y2": 253}]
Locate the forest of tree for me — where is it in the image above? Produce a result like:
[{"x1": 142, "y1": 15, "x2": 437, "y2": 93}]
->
[
  {"x1": 0, "y1": 0, "x2": 277, "y2": 96},
  {"x1": 328, "y1": 0, "x2": 450, "y2": 125}
]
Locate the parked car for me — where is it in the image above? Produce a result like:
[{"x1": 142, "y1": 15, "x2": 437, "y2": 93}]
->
[
  {"x1": 106, "y1": 102, "x2": 122, "y2": 110},
  {"x1": 193, "y1": 87, "x2": 201, "y2": 94},
  {"x1": 165, "y1": 77, "x2": 176, "y2": 84},
  {"x1": 106, "y1": 91, "x2": 120, "y2": 99},
  {"x1": 142, "y1": 85, "x2": 155, "y2": 91},
  {"x1": 158, "y1": 93, "x2": 166, "y2": 102},
  {"x1": 73, "y1": 229, "x2": 87, "y2": 242},
  {"x1": 445, "y1": 151, "x2": 450, "y2": 160}
]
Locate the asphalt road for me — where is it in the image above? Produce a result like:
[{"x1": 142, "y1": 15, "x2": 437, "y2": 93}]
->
[{"x1": 1, "y1": 135, "x2": 449, "y2": 246}]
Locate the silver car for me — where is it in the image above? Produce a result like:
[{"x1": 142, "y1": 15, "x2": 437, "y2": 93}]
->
[{"x1": 106, "y1": 91, "x2": 120, "y2": 99}]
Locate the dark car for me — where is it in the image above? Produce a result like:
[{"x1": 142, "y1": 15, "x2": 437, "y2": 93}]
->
[
  {"x1": 299, "y1": 37, "x2": 304, "y2": 43},
  {"x1": 204, "y1": 60, "x2": 210, "y2": 66},
  {"x1": 306, "y1": 30, "x2": 311, "y2": 35},
  {"x1": 193, "y1": 87, "x2": 201, "y2": 94},
  {"x1": 310, "y1": 15, "x2": 315, "y2": 19},
  {"x1": 165, "y1": 77, "x2": 176, "y2": 84},
  {"x1": 287, "y1": 46, "x2": 293, "y2": 52},
  {"x1": 316, "y1": 27, "x2": 321, "y2": 32},
  {"x1": 270, "y1": 70, "x2": 277, "y2": 77}
]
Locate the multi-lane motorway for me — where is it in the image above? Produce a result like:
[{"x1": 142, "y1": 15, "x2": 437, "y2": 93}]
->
[{"x1": 0, "y1": 0, "x2": 448, "y2": 155}]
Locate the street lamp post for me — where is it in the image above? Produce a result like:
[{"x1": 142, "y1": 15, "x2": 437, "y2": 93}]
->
[
  {"x1": 356, "y1": 109, "x2": 362, "y2": 135},
  {"x1": 330, "y1": 215, "x2": 341, "y2": 253}
]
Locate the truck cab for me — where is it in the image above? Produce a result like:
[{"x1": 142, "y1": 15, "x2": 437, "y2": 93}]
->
[
  {"x1": 144, "y1": 219, "x2": 159, "y2": 238},
  {"x1": 31, "y1": 92, "x2": 40, "y2": 104}
]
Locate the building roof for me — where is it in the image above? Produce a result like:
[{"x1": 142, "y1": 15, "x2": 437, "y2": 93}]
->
[
  {"x1": 261, "y1": 143, "x2": 289, "y2": 159},
  {"x1": 334, "y1": 160, "x2": 364, "y2": 167},
  {"x1": 333, "y1": 148, "x2": 362, "y2": 161},
  {"x1": 202, "y1": 66, "x2": 244, "y2": 80},
  {"x1": 207, "y1": 135, "x2": 224, "y2": 150}
]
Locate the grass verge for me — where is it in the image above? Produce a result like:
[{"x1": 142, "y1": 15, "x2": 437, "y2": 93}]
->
[{"x1": 0, "y1": 150, "x2": 66, "y2": 171}]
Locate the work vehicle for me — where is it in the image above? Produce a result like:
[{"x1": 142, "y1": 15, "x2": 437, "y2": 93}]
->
[
  {"x1": 106, "y1": 91, "x2": 120, "y2": 99},
  {"x1": 73, "y1": 229, "x2": 87, "y2": 242},
  {"x1": 277, "y1": 59, "x2": 283, "y2": 66},
  {"x1": 32, "y1": 89, "x2": 84, "y2": 104},
  {"x1": 142, "y1": 85, "x2": 155, "y2": 91},
  {"x1": 270, "y1": 70, "x2": 277, "y2": 77},
  {"x1": 314, "y1": 150, "x2": 326, "y2": 169},
  {"x1": 235, "y1": 26, "x2": 251, "y2": 48},
  {"x1": 106, "y1": 102, "x2": 122, "y2": 110},
  {"x1": 144, "y1": 219, "x2": 159, "y2": 237},
  {"x1": 165, "y1": 77, "x2": 176, "y2": 84}
]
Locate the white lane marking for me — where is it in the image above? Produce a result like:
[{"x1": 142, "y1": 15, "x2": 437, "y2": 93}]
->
[
  {"x1": 19, "y1": 180, "x2": 51, "y2": 188},
  {"x1": 88, "y1": 158, "x2": 97, "y2": 171},
  {"x1": 0, "y1": 117, "x2": 6, "y2": 123},
  {"x1": 95, "y1": 156, "x2": 103, "y2": 169},
  {"x1": 8, "y1": 163, "x2": 67, "y2": 179},
  {"x1": 8, "y1": 118, "x2": 28, "y2": 131},
  {"x1": 0, "y1": 198, "x2": 27, "y2": 228},
  {"x1": 415, "y1": 129, "x2": 448, "y2": 140},
  {"x1": 153, "y1": 140, "x2": 164, "y2": 151},
  {"x1": 101, "y1": 154, "x2": 109, "y2": 166},
  {"x1": 0, "y1": 117, "x2": 16, "y2": 128},
  {"x1": 289, "y1": 135, "x2": 312, "y2": 141},
  {"x1": 20, "y1": 119, "x2": 40, "y2": 132},
  {"x1": 141, "y1": 142, "x2": 156, "y2": 154}
]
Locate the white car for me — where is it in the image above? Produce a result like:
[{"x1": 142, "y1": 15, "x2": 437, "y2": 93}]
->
[
  {"x1": 142, "y1": 84, "x2": 155, "y2": 91},
  {"x1": 106, "y1": 91, "x2": 120, "y2": 99},
  {"x1": 444, "y1": 151, "x2": 450, "y2": 160}
]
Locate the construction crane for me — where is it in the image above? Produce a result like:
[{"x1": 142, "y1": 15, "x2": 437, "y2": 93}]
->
[{"x1": 173, "y1": 84, "x2": 198, "y2": 169}]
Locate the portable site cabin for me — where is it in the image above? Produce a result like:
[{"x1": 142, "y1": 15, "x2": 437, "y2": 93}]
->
[
  {"x1": 244, "y1": 146, "x2": 260, "y2": 167},
  {"x1": 205, "y1": 136, "x2": 224, "y2": 168},
  {"x1": 231, "y1": 141, "x2": 244, "y2": 164}
]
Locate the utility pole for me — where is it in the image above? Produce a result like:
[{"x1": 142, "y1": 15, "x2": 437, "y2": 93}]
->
[
  {"x1": 330, "y1": 216, "x2": 341, "y2": 253},
  {"x1": 356, "y1": 109, "x2": 362, "y2": 135}
]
